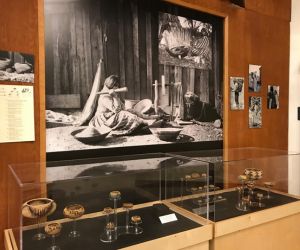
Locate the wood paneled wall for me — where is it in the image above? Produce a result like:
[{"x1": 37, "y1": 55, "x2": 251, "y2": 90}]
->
[
  {"x1": 0, "y1": 0, "x2": 45, "y2": 248},
  {"x1": 0, "y1": 0, "x2": 291, "y2": 248},
  {"x1": 168, "y1": 0, "x2": 291, "y2": 151}
]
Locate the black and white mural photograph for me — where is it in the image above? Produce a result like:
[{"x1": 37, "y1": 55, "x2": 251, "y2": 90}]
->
[
  {"x1": 267, "y1": 85, "x2": 279, "y2": 109},
  {"x1": 249, "y1": 64, "x2": 262, "y2": 92},
  {"x1": 230, "y1": 77, "x2": 244, "y2": 110},
  {"x1": 44, "y1": 0, "x2": 223, "y2": 154},
  {"x1": 249, "y1": 96, "x2": 262, "y2": 128},
  {"x1": 0, "y1": 50, "x2": 34, "y2": 83}
]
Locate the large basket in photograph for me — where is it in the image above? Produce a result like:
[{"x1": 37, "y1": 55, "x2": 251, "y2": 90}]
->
[
  {"x1": 133, "y1": 99, "x2": 152, "y2": 114},
  {"x1": 71, "y1": 126, "x2": 111, "y2": 144},
  {"x1": 149, "y1": 127, "x2": 183, "y2": 141}
]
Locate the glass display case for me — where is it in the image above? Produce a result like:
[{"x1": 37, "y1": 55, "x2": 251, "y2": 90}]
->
[
  {"x1": 7, "y1": 148, "x2": 300, "y2": 250},
  {"x1": 168, "y1": 148, "x2": 300, "y2": 250},
  {"x1": 6, "y1": 153, "x2": 213, "y2": 250},
  {"x1": 161, "y1": 154, "x2": 221, "y2": 220},
  {"x1": 167, "y1": 148, "x2": 300, "y2": 221}
]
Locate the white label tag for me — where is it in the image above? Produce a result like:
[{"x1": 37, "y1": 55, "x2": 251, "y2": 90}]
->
[{"x1": 159, "y1": 213, "x2": 178, "y2": 224}]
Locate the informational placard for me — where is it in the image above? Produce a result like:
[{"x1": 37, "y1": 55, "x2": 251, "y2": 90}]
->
[
  {"x1": 0, "y1": 85, "x2": 35, "y2": 143},
  {"x1": 159, "y1": 213, "x2": 178, "y2": 224}
]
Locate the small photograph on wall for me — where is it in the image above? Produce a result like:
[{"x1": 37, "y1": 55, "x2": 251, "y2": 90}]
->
[
  {"x1": 249, "y1": 64, "x2": 261, "y2": 92},
  {"x1": 159, "y1": 12, "x2": 212, "y2": 69},
  {"x1": 230, "y1": 77, "x2": 244, "y2": 110},
  {"x1": 249, "y1": 96, "x2": 262, "y2": 128},
  {"x1": 267, "y1": 85, "x2": 279, "y2": 109},
  {"x1": 0, "y1": 50, "x2": 34, "y2": 83}
]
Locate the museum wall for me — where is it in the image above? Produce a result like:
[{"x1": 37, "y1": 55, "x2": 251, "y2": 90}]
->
[
  {"x1": 164, "y1": 0, "x2": 291, "y2": 151},
  {"x1": 0, "y1": 0, "x2": 291, "y2": 248},
  {"x1": 0, "y1": 0, "x2": 45, "y2": 247},
  {"x1": 288, "y1": 0, "x2": 300, "y2": 195}
]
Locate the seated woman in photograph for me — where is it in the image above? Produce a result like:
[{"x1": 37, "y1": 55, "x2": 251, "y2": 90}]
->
[{"x1": 89, "y1": 75, "x2": 154, "y2": 136}]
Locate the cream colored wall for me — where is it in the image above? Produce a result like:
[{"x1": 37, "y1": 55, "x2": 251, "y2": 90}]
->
[{"x1": 288, "y1": 0, "x2": 300, "y2": 195}]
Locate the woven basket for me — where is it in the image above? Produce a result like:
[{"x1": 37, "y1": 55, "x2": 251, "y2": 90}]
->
[
  {"x1": 14, "y1": 63, "x2": 32, "y2": 74},
  {"x1": 0, "y1": 58, "x2": 11, "y2": 70},
  {"x1": 133, "y1": 99, "x2": 152, "y2": 114},
  {"x1": 71, "y1": 127, "x2": 111, "y2": 144},
  {"x1": 124, "y1": 99, "x2": 139, "y2": 110},
  {"x1": 150, "y1": 127, "x2": 183, "y2": 141}
]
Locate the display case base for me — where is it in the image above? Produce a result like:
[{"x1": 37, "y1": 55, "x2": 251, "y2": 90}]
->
[
  {"x1": 212, "y1": 208, "x2": 300, "y2": 250},
  {"x1": 167, "y1": 189, "x2": 300, "y2": 250}
]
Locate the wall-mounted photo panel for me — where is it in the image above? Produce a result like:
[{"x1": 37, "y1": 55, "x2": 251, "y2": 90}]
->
[
  {"x1": 44, "y1": 0, "x2": 224, "y2": 158},
  {"x1": 249, "y1": 96, "x2": 262, "y2": 128},
  {"x1": 267, "y1": 85, "x2": 279, "y2": 109},
  {"x1": 230, "y1": 77, "x2": 244, "y2": 110},
  {"x1": 249, "y1": 64, "x2": 261, "y2": 92},
  {"x1": 0, "y1": 50, "x2": 34, "y2": 83}
]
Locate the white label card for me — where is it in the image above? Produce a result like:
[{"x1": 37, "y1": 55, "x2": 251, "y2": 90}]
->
[{"x1": 159, "y1": 213, "x2": 178, "y2": 224}]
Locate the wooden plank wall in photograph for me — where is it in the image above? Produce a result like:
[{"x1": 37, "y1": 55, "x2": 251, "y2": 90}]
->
[
  {"x1": 45, "y1": 0, "x2": 156, "y2": 106},
  {"x1": 44, "y1": 0, "x2": 219, "y2": 111}
]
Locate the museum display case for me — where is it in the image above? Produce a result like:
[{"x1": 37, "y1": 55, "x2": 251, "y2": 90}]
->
[
  {"x1": 5, "y1": 153, "x2": 213, "y2": 250},
  {"x1": 168, "y1": 148, "x2": 300, "y2": 250},
  {"x1": 6, "y1": 149, "x2": 300, "y2": 250}
]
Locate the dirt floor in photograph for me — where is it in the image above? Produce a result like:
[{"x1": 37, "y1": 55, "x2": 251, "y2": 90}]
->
[
  {"x1": 0, "y1": 70, "x2": 34, "y2": 83},
  {"x1": 46, "y1": 123, "x2": 223, "y2": 152}
]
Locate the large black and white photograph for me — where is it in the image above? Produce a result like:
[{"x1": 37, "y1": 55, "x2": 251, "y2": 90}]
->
[
  {"x1": 0, "y1": 50, "x2": 34, "y2": 83},
  {"x1": 267, "y1": 85, "x2": 279, "y2": 109},
  {"x1": 230, "y1": 77, "x2": 244, "y2": 110},
  {"x1": 44, "y1": 0, "x2": 223, "y2": 154},
  {"x1": 249, "y1": 64, "x2": 261, "y2": 92},
  {"x1": 249, "y1": 96, "x2": 262, "y2": 128}
]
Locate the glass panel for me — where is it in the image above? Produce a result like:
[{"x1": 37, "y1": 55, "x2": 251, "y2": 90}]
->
[
  {"x1": 8, "y1": 153, "x2": 210, "y2": 250},
  {"x1": 162, "y1": 156, "x2": 211, "y2": 220},
  {"x1": 170, "y1": 148, "x2": 300, "y2": 222}
]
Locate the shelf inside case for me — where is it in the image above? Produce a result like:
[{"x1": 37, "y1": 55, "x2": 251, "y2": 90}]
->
[
  {"x1": 171, "y1": 188, "x2": 299, "y2": 222},
  {"x1": 19, "y1": 202, "x2": 207, "y2": 250}
]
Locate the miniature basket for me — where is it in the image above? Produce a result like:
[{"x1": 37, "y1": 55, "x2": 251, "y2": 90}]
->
[{"x1": 244, "y1": 168, "x2": 263, "y2": 180}]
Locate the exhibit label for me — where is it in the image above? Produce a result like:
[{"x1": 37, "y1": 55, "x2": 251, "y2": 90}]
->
[{"x1": 0, "y1": 85, "x2": 35, "y2": 143}]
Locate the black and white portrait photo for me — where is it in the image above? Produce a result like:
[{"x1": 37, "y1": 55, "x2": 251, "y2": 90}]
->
[
  {"x1": 0, "y1": 50, "x2": 34, "y2": 83},
  {"x1": 44, "y1": 0, "x2": 223, "y2": 154},
  {"x1": 249, "y1": 64, "x2": 261, "y2": 92},
  {"x1": 249, "y1": 96, "x2": 262, "y2": 128},
  {"x1": 230, "y1": 77, "x2": 244, "y2": 110},
  {"x1": 267, "y1": 85, "x2": 279, "y2": 109}
]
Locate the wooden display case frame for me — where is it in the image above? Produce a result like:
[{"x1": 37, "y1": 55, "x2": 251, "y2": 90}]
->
[{"x1": 165, "y1": 188, "x2": 300, "y2": 250}]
